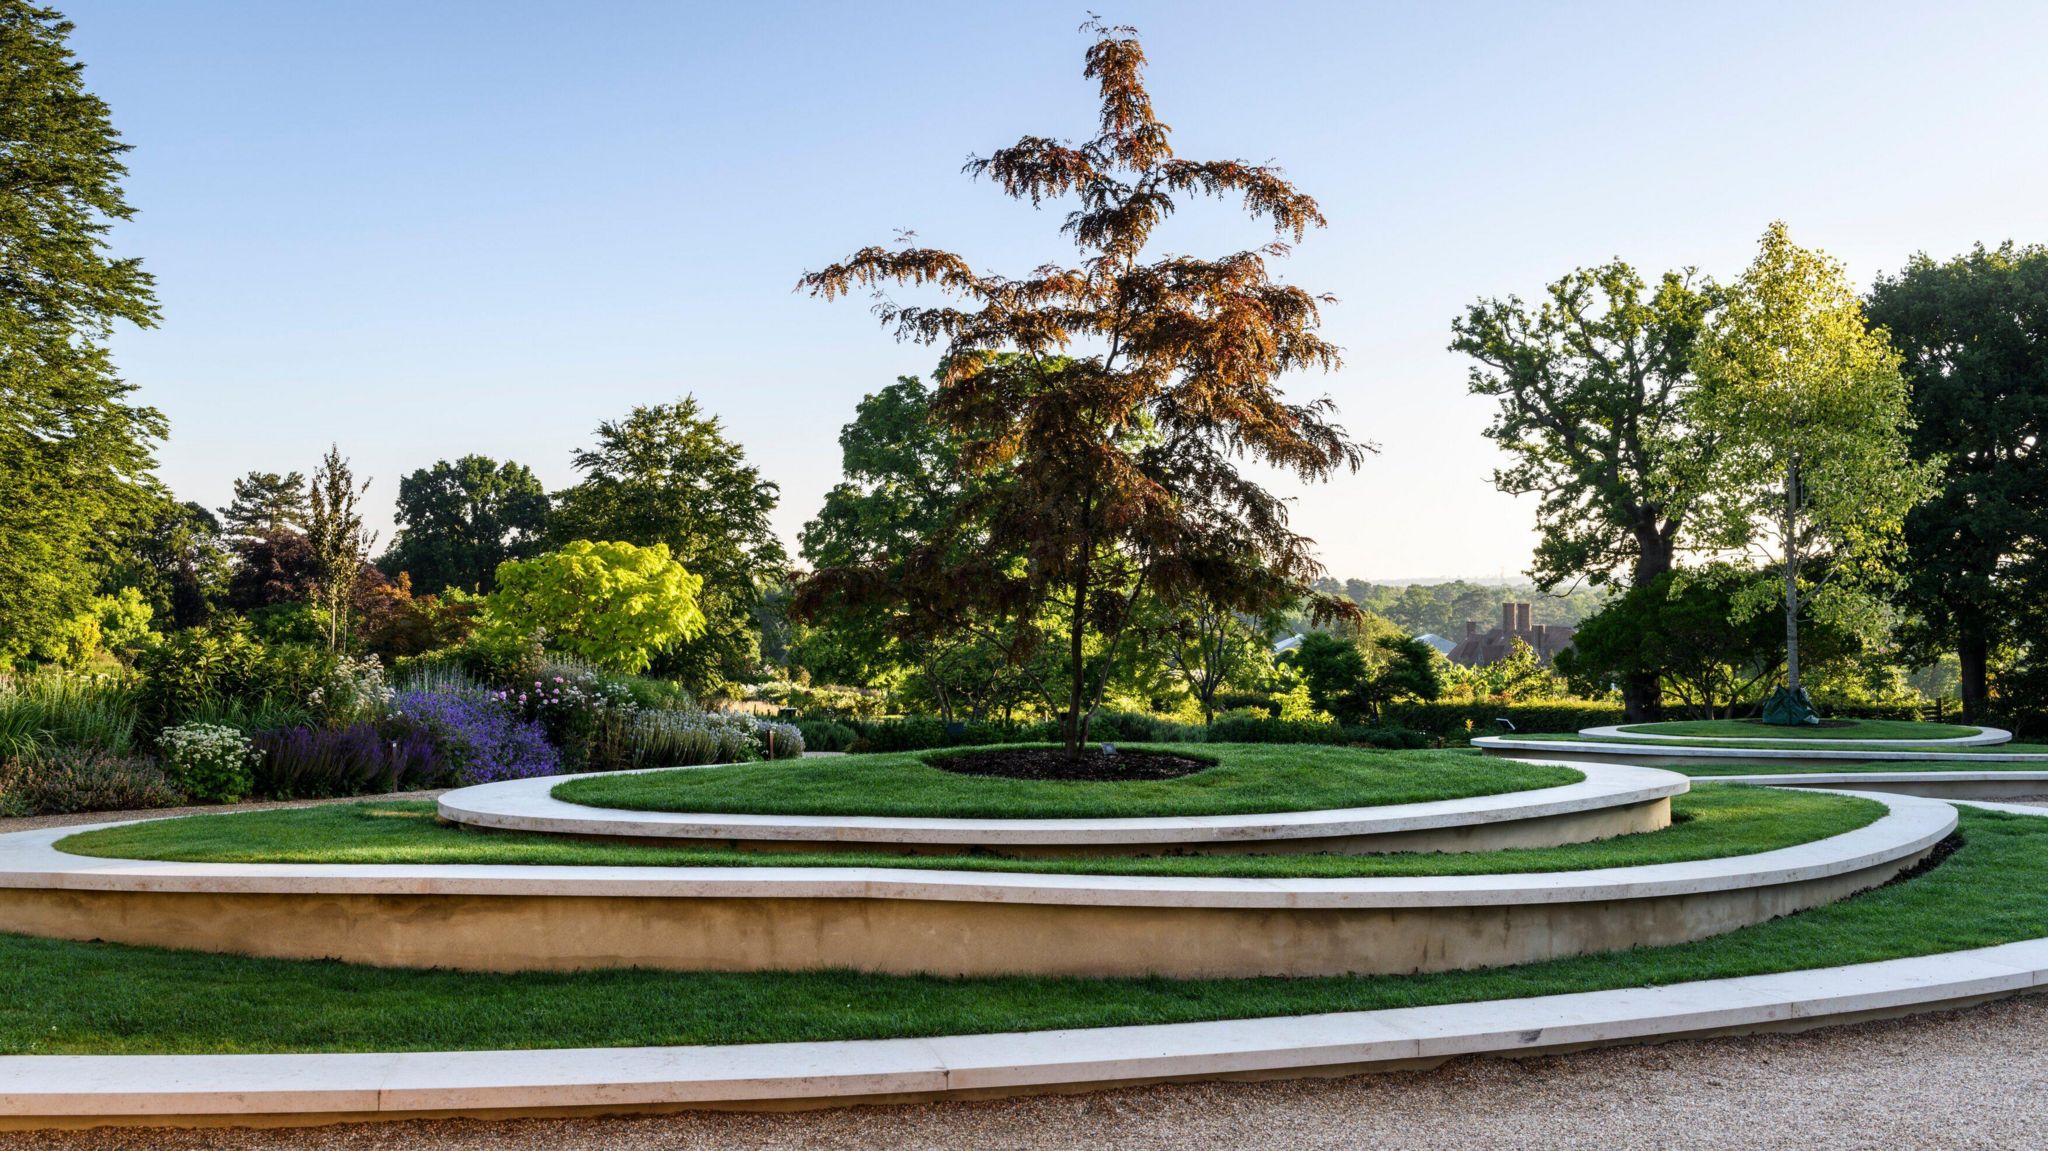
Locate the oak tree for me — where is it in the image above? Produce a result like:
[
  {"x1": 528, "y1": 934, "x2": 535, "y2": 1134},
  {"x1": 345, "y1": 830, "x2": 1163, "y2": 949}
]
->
[
  {"x1": 799, "y1": 22, "x2": 1367, "y2": 752},
  {"x1": 1866, "y1": 243, "x2": 2048, "y2": 721},
  {"x1": 1450, "y1": 260, "x2": 1719, "y2": 720},
  {"x1": 380, "y1": 455, "x2": 550, "y2": 595}
]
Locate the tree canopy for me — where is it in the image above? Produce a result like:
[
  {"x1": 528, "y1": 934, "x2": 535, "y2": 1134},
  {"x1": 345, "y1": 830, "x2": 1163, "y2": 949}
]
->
[
  {"x1": 549, "y1": 397, "x2": 784, "y2": 694},
  {"x1": 1450, "y1": 259, "x2": 1718, "y2": 719},
  {"x1": 380, "y1": 455, "x2": 549, "y2": 595},
  {"x1": 1867, "y1": 242, "x2": 2048, "y2": 720},
  {"x1": 0, "y1": 0, "x2": 164, "y2": 667},
  {"x1": 218, "y1": 471, "x2": 309, "y2": 540},
  {"x1": 482, "y1": 540, "x2": 707, "y2": 675},
  {"x1": 798, "y1": 21, "x2": 1366, "y2": 751},
  {"x1": 1690, "y1": 223, "x2": 1936, "y2": 698}
]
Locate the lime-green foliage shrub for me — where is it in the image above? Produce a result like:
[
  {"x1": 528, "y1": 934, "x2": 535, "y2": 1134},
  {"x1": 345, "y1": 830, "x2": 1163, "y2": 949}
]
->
[
  {"x1": 480, "y1": 540, "x2": 707, "y2": 674},
  {"x1": 0, "y1": 747, "x2": 181, "y2": 817},
  {"x1": 156, "y1": 722, "x2": 256, "y2": 803}
]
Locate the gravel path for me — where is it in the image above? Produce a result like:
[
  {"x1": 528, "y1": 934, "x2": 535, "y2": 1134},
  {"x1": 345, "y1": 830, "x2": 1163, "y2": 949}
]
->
[
  {"x1": 0, "y1": 789, "x2": 449, "y2": 835},
  {"x1": 10, "y1": 994, "x2": 2047, "y2": 1150}
]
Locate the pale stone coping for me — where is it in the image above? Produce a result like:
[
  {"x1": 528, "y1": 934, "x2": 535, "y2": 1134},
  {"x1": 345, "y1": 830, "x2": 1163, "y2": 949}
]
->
[
  {"x1": 1474, "y1": 735, "x2": 2048, "y2": 764},
  {"x1": 1578, "y1": 723, "x2": 2011, "y2": 748},
  {"x1": 4, "y1": 885, "x2": 2040, "y2": 1121},
  {"x1": 13, "y1": 786, "x2": 1953, "y2": 910},
  {"x1": 435, "y1": 761, "x2": 1686, "y2": 847},
  {"x1": 1701, "y1": 771, "x2": 2048, "y2": 789}
]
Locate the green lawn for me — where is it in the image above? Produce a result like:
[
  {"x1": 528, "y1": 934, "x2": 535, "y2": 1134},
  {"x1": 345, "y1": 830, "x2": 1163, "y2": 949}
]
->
[
  {"x1": 549, "y1": 744, "x2": 1582, "y2": 819},
  {"x1": 1615, "y1": 718, "x2": 1983, "y2": 741},
  {"x1": 0, "y1": 807, "x2": 2032, "y2": 1055},
  {"x1": 54, "y1": 786, "x2": 1877, "y2": 880}
]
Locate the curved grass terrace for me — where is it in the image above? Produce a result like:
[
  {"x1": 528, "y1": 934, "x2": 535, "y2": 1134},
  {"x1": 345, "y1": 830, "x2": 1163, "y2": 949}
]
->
[
  {"x1": 549, "y1": 744, "x2": 1582, "y2": 819},
  {"x1": 1615, "y1": 719, "x2": 1984, "y2": 741},
  {"x1": 0, "y1": 807, "x2": 2035, "y2": 1055},
  {"x1": 54, "y1": 786, "x2": 1874, "y2": 880}
]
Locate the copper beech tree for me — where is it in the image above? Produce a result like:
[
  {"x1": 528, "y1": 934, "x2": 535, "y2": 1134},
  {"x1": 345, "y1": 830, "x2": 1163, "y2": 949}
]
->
[{"x1": 797, "y1": 22, "x2": 1367, "y2": 753}]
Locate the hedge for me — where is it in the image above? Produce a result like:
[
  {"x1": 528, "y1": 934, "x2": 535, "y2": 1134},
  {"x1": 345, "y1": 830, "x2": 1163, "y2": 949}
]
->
[
  {"x1": 1383, "y1": 700, "x2": 1625, "y2": 738},
  {"x1": 1204, "y1": 716, "x2": 1431, "y2": 749}
]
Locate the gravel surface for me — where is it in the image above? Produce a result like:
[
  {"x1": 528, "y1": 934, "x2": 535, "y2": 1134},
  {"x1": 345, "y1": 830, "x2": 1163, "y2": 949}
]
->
[
  {"x1": 9, "y1": 994, "x2": 2047, "y2": 1150},
  {"x1": 0, "y1": 790, "x2": 449, "y2": 835}
]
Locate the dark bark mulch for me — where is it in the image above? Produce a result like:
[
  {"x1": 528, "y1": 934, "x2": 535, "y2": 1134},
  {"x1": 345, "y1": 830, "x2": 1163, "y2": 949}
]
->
[{"x1": 926, "y1": 747, "x2": 1213, "y2": 782}]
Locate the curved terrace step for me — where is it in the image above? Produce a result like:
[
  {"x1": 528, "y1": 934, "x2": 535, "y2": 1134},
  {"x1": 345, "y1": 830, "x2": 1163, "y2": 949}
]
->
[
  {"x1": 0, "y1": 787, "x2": 1953, "y2": 980},
  {"x1": 433, "y1": 760, "x2": 1690, "y2": 857},
  {"x1": 0, "y1": 796, "x2": 2028, "y2": 1131},
  {"x1": 1577, "y1": 723, "x2": 2011, "y2": 748}
]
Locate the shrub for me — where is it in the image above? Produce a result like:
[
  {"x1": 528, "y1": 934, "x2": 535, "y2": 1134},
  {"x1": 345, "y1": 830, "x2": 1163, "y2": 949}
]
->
[
  {"x1": 393, "y1": 689, "x2": 559, "y2": 784},
  {"x1": 1211, "y1": 691, "x2": 1279, "y2": 718},
  {"x1": 135, "y1": 624, "x2": 370, "y2": 736},
  {"x1": 493, "y1": 659, "x2": 640, "y2": 772},
  {"x1": 1205, "y1": 716, "x2": 1429, "y2": 748},
  {"x1": 157, "y1": 721, "x2": 257, "y2": 802},
  {"x1": 755, "y1": 719, "x2": 804, "y2": 760},
  {"x1": 795, "y1": 718, "x2": 858, "y2": 752},
  {"x1": 1384, "y1": 700, "x2": 1623, "y2": 738},
  {"x1": 480, "y1": 540, "x2": 707, "y2": 674},
  {"x1": 628, "y1": 710, "x2": 773, "y2": 767},
  {"x1": 251, "y1": 722, "x2": 444, "y2": 799},
  {"x1": 0, "y1": 748, "x2": 182, "y2": 817}
]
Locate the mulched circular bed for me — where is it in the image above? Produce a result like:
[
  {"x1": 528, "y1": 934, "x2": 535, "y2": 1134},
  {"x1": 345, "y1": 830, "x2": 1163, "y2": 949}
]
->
[{"x1": 926, "y1": 747, "x2": 1214, "y2": 782}]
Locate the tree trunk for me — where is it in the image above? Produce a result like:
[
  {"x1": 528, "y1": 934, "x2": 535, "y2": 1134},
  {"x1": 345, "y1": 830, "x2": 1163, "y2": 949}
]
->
[
  {"x1": 1958, "y1": 625, "x2": 1990, "y2": 724},
  {"x1": 1623, "y1": 528, "x2": 1674, "y2": 723},
  {"x1": 1064, "y1": 570, "x2": 1089, "y2": 755},
  {"x1": 1784, "y1": 457, "x2": 1802, "y2": 694}
]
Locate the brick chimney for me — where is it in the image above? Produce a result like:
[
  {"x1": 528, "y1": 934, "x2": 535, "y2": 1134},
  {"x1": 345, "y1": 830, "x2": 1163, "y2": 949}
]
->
[
  {"x1": 1465, "y1": 621, "x2": 1477, "y2": 638},
  {"x1": 1501, "y1": 603, "x2": 1516, "y2": 634},
  {"x1": 1515, "y1": 603, "x2": 1532, "y2": 632}
]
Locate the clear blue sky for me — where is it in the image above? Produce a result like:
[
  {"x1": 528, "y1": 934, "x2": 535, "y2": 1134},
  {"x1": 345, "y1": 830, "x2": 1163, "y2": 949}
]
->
[{"x1": 66, "y1": 0, "x2": 2048, "y2": 582}]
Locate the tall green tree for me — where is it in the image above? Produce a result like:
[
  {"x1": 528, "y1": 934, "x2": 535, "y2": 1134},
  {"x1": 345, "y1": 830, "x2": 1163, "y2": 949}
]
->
[
  {"x1": 1450, "y1": 260, "x2": 1719, "y2": 720},
  {"x1": 0, "y1": 1, "x2": 164, "y2": 666},
  {"x1": 305, "y1": 446, "x2": 375, "y2": 652},
  {"x1": 1691, "y1": 223, "x2": 1936, "y2": 706},
  {"x1": 1867, "y1": 243, "x2": 2048, "y2": 721},
  {"x1": 790, "y1": 372, "x2": 1015, "y2": 696},
  {"x1": 218, "y1": 470, "x2": 309, "y2": 539},
  {"x1": 112, "y1": 495, "x2": 228, "y2": 630},
  {"x1": 380, "y1": 455, "x2": 549, "y2": 595},
  {"x1": 800, "y1": 22, "x2": 1366, "y2": 753},
  {"x1": 549, "y1": 397, "x2": 784, "y2": 694}
]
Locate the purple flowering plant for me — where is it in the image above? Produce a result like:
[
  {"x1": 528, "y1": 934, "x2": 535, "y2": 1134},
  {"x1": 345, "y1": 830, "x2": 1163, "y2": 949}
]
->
[{"x1": 391, "y1": 688, "x2": 559, "y2": 784}]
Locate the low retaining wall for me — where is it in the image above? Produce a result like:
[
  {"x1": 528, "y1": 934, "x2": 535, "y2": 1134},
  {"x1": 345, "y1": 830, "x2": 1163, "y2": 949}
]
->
[
  {"x1": 0, "y1": 791, "x2": 1952, "y2": 980},
  {"x1": 6, "y1": 920, "x2": 2043, "y2": 1129},
  {"x1": 436, "y1": 761, "x2": 1686, "y2": 858}
]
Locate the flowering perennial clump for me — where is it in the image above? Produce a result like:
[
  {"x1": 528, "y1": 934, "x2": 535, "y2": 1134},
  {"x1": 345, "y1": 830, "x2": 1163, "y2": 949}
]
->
[
  {"x1": 392, "y1": 689, "x2": 559, "y2": 784},
  {"x1": 157, "y1": 721, "x2": 257, "y2": 803}
]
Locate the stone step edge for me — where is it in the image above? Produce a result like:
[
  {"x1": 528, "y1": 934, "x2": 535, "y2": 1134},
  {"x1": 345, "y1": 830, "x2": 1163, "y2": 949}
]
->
[{"x1": 0, "y1": 800, "x2": 2038, "y2": 1125}]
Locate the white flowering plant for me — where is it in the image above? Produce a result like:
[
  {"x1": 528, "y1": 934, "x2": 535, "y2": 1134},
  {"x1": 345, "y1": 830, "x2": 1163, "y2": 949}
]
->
[{"x1": 157, "y1": 721, "x2": 257, "y2": 803}]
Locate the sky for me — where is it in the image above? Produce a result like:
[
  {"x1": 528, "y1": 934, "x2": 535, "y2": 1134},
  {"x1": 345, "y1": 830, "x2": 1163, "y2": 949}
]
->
[{"x1": 62, "y1": 0, "x2": 2048, "y2": 583}]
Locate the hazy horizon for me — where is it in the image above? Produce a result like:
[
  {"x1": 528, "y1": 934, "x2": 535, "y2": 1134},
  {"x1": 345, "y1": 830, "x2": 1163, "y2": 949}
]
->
[{"x1": 66, "y1": 0, "x2": 2048, "y2": 583}]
